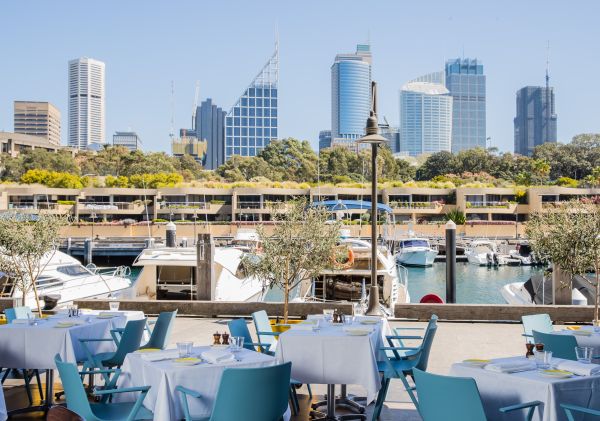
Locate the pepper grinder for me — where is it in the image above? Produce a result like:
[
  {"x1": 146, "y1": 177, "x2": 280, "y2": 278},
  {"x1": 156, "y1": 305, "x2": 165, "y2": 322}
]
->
[
  {"x1": 213, "y1": 332, "x2": 222, "y2": 345},
  {"x1": 222, "y1": 332, "x2": 230, "y2": 345},
  {"x1": 525, "y1": 343, "x2": 535, "y2": 358}
]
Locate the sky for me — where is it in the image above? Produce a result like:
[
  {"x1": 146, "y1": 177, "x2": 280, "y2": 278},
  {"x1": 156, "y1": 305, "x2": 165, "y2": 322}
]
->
[{"x1": 1, "y1": 0, "x2": 599, "y2": 153}]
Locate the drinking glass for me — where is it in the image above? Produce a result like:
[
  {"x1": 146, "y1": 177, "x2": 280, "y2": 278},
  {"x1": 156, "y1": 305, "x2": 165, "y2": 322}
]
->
[
  {"x1": 231, "y1": 336, "x2": 244, "y2": 353},
  {"x1": 343, "y1": 315, "x2": 354, "y2": 325},
  {"x1": 72, "y1": 304, "x2": 79, "y2": 317},
  {"x1": 177, "y1": 342, "x2": 193, "y2": 358},
  {"x1": 109, "y1": 300, "x2": 120, "y2": 312},
  {"x1": 323, "y1": 309, "x2": 334, "y2": 323},
  {"x1": 575, "y1": 346, "x2": 594, "y2": 364},
  {"x1": 312, "y1": 319, "x2": 321, "y2": 332},
  {"x1": 535, "y1": 350, "x2": 553, "y2": 369}
]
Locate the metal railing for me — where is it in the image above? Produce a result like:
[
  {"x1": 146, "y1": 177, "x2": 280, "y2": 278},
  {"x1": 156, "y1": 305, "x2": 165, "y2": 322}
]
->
[
  {"x1": 159, "y1": 202, "x2": 209, "y2": 210},
  {"x1": 466, "y1": 201, "x2": 513, "y2": 209},
  {"x1": 389, "y1": 201, "x2": 440, "y2": 210},
  {"x1": 237, "y1": 201, "x2": 262, "y2": 209}
]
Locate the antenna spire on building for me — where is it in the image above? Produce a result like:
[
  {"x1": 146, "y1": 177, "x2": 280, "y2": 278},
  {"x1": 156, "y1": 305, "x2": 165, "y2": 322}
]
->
[
  {"x1": 545, "y1": 40, "x2": 550, "y2": 88},
  {"x1": 169, "y1": 80, "x2": 175, "y2": 141}
]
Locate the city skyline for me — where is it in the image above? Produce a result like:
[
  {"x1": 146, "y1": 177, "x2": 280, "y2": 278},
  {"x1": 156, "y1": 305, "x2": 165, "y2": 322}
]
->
[{"x1": 1, "y1": 1, "x2": 598, "y2": 154}]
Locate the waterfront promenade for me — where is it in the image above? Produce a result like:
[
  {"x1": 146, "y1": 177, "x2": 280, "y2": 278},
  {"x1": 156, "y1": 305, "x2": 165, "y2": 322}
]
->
[{"x1": 2, "y1": 317, "x2": 529, "y2": 420}]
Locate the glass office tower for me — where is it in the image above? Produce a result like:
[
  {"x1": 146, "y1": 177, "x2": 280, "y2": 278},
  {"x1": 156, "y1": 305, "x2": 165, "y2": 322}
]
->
[
  {"x1": 445, "y1": 58, "x2": 486, "y2": 152},
  {"x1": 331, "y1": 44, "x2": 372, "y2": 141},
  {"x1": 514, "y1": 86, "x2": 557, "y2": 156},
  {"x1": 400, "y1": 82, "x2": 452, "y2": 156},
  {"x1": 225, "y1": 47, "x2": 278, "y2": 162}
]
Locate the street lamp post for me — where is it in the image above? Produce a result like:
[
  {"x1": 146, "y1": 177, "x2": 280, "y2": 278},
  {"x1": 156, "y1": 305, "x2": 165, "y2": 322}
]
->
[
  {"x1": 90, "y1": 212, "x2": 97, "y2": 240},
  {"x1": 357, "y1": 81, "x2": 387, "y2": 316}
]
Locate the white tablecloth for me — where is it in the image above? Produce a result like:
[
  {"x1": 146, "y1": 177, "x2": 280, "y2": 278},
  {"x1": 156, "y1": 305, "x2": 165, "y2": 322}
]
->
[
  {"x1": 450, "y1": 357, "x2": 600, "y2": 421},
  {"x1": 0, "y1": 386, "x2": 6, "y2": 421},
  {"x1": 0, "y1": 314, "x2": 127, "y2": 369},
  {"x1": 556, "y1": 327, "x2": 600, "y2": 356},
  {"x1": 275, "y1": 317, "x2": 390, "y2": 403},
  {"x1": 117, "y1": 347, "x2": 278, "y2": 420}
]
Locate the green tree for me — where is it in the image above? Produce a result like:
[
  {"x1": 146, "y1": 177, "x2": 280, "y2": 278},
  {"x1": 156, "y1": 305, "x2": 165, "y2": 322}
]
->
[
  {"x1": 257, "y1": 138, "x2": 318, "y2": 182},
  {"x1": 416, "y1": 151, "x2": 458, "y2": 180}
]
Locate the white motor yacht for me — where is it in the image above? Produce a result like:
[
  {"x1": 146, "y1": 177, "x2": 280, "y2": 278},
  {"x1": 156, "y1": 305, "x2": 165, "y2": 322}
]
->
[
  {"x1": 395, "y1": 238, "x2": 438, "y2": 267},
  {"x1": 297, "y1": 238, "x2": 410, "y2": 316},
  {"x1": 464, "y1": 240, "x2": 506, "y2": 266},
  {"x1": 501, "y1": 273, "x2": 588, "y2": 305},
  {"x1": 0, "y1": 251, "x2": 133, "y2": 309}
]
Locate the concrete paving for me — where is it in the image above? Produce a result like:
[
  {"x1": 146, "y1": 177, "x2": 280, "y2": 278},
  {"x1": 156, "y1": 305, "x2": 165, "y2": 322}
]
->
[{"x1": 3, "y1": 317, "x2": 535, "y2": 420}]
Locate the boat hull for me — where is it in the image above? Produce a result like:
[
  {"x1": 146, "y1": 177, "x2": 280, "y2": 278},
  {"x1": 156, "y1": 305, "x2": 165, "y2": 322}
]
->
[{"x1": 396, "y1": 249, "x2": 437, "y2": 267}]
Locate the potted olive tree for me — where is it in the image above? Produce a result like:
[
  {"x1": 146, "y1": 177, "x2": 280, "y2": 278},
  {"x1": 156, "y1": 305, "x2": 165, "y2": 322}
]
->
[
  {"x1": 0, "y1": 213, "x2": 66, "y2": 317},
  {"x1": 242, "y1": 199, "x2": 342, "y2": 323},
  {"x1": 526, "y1": 200, "x2": 600, "y2": 324}
]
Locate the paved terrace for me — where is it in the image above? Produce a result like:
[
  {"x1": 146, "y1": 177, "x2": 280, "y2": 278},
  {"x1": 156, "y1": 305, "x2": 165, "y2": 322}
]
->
[{"x1": 3, "y1": 318, "x2": 534, "y2": 420}]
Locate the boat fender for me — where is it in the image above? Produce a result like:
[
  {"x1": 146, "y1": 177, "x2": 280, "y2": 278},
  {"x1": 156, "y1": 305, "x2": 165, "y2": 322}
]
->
[{"x1": 420, "y1": 294, "x2": 444, "y2": 304}]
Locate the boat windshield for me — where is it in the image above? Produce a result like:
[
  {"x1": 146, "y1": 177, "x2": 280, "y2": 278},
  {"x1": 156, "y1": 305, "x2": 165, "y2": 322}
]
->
[
  {"x1": 400, "y1": 240, "x2": 429, "y2": 248},
  {"x1": 56, "y1": 265, "x2": 91, "y2": 277}
]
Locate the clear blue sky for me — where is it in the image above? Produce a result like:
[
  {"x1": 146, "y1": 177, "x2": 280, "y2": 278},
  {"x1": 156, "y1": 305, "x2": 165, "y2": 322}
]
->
[{"x1": 1, "y1": 0, "x2": 599, "y2": 153}]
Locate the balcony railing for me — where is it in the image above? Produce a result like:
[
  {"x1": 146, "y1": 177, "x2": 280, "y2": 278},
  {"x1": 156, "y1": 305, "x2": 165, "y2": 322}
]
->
[
  {"x1": 159, "y1": 202, "x2": 209, "y2": 210},
  {"x1": 466, "y1": 201, "x2": 513, "y2": 209},
  {"x1": 237, "y1": 201, "x2": 262, "y2": 209},
  {"x1": 80, "y1": 202, "x2": 141, "y2": 211},
  {"x1": 8, "y1": 202, "x2": 74, "y2": 211},
  {"x1": 389, "y1": 201, "x2": 441, "y2": 210}
]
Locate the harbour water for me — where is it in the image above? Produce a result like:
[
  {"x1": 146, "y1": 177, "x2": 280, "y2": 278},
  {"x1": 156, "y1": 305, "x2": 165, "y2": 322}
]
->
[{"x1": 406, "y1": 263, "x2": 544, "y2": 304}]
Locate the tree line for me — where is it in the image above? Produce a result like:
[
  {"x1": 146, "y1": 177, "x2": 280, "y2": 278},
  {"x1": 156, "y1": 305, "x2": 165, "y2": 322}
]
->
[{"x1": 1, "y1": 134, "x2": 599, "y2": 188}]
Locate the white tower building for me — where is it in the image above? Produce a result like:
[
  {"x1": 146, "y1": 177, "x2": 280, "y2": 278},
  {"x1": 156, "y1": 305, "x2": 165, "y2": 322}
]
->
[{"x1": 68, "y1": 57, "x2": 105, "y2": 149}]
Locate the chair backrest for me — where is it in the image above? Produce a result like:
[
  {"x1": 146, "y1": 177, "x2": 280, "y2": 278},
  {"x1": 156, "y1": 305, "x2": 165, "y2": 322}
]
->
[
  {"x1": 5, "y1": 306, "x2": 32, "y2": 323},
  {"x1": 210, "y1": 363, "x2": 291, "y2": 421},
  {"x1": 252, "y1": 310, "x2": 275, "y2": 346},
  {"x1": 532, "y1": 330, "x2": 577, "y2": 360},
  {"x1": 228, "y1": 318, "x2": 256, "y2": 351},
  {"x1": 415, "y1": 314, "x2": 438, "y2": 371},
  {"x1": 522, "y1": 314, "x2": 553, "y2": 343},
  {"x1": 109, "y1": 318, "x2": 147, "y2": 365},
  {"x1": 413, "y1": 368, "x2": 487, "y2": 421},
  {"x1": 54, "y1": 354, "x2": 94, "y2": 420},
  {"x1": 47, "y1": 405, "x2": 85, "y2": 421},
  {"x1": 144, "y1": 310, "x2": 177, "y2": 350}
]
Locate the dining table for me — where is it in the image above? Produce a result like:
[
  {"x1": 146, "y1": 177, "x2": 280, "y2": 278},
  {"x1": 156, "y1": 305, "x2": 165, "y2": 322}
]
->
[
  {"x1": 450, "y1": 356, "x2": 600, "y2": 421},
  {"x1": 556, "y1": 326, "x2": 600, "y2": 356},
  {"x1": 0, "y1": 311, "x2": 131, "y2": 415},
  {"x1": 275, "y1": 315, "x2": 390, "y2": 420},
  {"x1": 116, "y1": 346, "x2": 280, "y2": 420}
]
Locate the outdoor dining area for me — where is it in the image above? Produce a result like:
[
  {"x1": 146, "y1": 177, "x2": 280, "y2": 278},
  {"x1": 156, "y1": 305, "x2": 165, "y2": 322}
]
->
[{"x1": 1, "y1": 306, "x2": 600, "y2": 420}]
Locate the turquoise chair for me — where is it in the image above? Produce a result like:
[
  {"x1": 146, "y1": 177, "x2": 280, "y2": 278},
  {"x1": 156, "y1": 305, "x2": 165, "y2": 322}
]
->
[
  {"x1": 140, "y1": 310, "x2": 177, "y2": 350},
  {"x1": 372, "y1": 315, "x2": 438, "y2": 420},
  {"x1": 80, "y1": 318, "x2": 146, "y2": 383},
  {"x1": 54, "y1": 354, "x2": 153, "y2": 420},
  {"x1": 251, "y1": 310, "x2": 289, "y2": 355},
  {"x1": 532, "y1": 330, "x2": 578, "y2": 360},
  {"x1": 413, "y1": 369, "x2": 541, "y2": 421},
  {"x1": 227, "y1": 318, "x2": 309, "y2": 415},
  {"x1": 2, "y1": 306, "x2": 44, "y2": 404},
  {"x1": 561, "y1": 403, "x2": 600, "y2": 420},
  {"x1": 176, "y1": 362, "x2": 291, "y2": 421},
  {"x1": 522, "y1": 314, "x2": 553, "y2": 343}
]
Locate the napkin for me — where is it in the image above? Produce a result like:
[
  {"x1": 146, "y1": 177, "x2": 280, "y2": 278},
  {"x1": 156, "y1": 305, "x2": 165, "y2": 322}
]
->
[
  {"x1": 307, "y1": 314, "x2": 325, "y2": 320},
  {"x1": 98, "y1": 312, "x2": 122, "y2": 318},
  {"x1": 484, "y1": 360, "x2": 536, "y2": 373},
  {"x1": 554, "y1": 360, "x2": 600, "y2": 376},
  {"x1": 355, "y1": 316, "x2": 381, "y2": 323},
  {"x1": 11, "y1": 319, "x2": 30, "y2": 324},
  {"x1": 342, "y1": 326, "x2": 373, "y2": 335},
  {"x1": 291, "y1": 324, "x2": 314, "y2": 331},
  {"x1": 201, "y1": 349, "x2": 236, "y2": 364},
  {"x1": 139, "y1": 350, "x2": 179, "y2": 362}
]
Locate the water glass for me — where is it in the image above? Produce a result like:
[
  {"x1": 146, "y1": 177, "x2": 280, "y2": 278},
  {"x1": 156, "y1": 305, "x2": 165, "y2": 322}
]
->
[
  {"x1": 230, "y1": 336, "x2": 244, "y2": 353},
  {"x1": 343, "y1": 315, "x2": 354, "y2": 325},
  {"x1": 177, "y1": 342, "x2": 193, "y2": 358},
  {"x1": 109, "y1": 300, "x2": 120, "y2": 312},
  {"x1": 312, "y1": 319, "x2": 321, "y2": 332},
  {"x1": 323, "y1": 309, "x2": 334, "y2": 323},
  {"x1": 72, "y1": 304, "x2": 79, "y2": 317},
  {"x1": 575, "y1": 346, "x2": 594, "y2": 364},
  {"x1": 535, "y1": 350, "x2": 553, "y2": 369}
]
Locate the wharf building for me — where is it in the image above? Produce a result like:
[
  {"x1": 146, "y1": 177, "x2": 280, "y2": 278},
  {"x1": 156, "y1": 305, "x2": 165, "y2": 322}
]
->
[
  {"x1": 0, "y1": 184, "x2": 597, "y2": 227},
  {"x1": 13, "y1": 101, "x2": 61, "y2": 146}
]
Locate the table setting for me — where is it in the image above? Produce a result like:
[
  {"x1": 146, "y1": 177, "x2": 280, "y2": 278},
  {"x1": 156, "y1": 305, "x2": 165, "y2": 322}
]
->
[
  {"x1": 116, "y1": 339, "x2": 278, "y2": 420},
  {"x1": 451, "y1": 351, "x2": 600, "y2": 421}
]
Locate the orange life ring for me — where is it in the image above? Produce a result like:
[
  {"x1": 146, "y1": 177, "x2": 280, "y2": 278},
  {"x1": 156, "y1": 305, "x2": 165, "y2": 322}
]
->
[{"x1": 331, "y1": 247, "x2": 354, "y2": 270}]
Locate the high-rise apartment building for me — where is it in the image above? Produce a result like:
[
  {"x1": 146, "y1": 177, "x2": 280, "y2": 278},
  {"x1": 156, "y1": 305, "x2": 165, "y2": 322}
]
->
[
  {"x1": 68, "y1": 57, "x2": 105, "y2": 150},
  {"x1": 224, "y1": 47, "x2": 278, "y2": 162},
  {"x1": 379, "y1": 123, "x2": 400, "y2": 154},
  {"x1": 193, "y1": 99, "x2": 226, "y2": 169},
  {"x1": 331, "y1": 44, "x2": 372, "y2": 141},
  {"x1": 400, "y1": 82, "x2": 452, "y2": 156},
  {"x1": 514, "y1": 86, "x2": 557, "y2": 156},
  {"x1": 445, "y1": 58, "x2": 486, "y2": 152},
  {"x1": 112, "y1": 131, "x2": 142, "y2": 151},
  {"x1": 13, "y1": 101, "x2": 61, "y2": 146},
  {"x1": 172, "y1": 135, "x2": 208, "y2": 164},
  {"x1": 318, "y1": 130, "x2": 332, "y2": 150}
]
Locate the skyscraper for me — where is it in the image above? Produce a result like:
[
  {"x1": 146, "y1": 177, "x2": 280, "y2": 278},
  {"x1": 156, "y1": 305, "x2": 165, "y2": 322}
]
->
[
  {"x1": 514, "y1": 86, "x2": 557, "y2": 156},
  {"x1": 68, "y1": 57, "x2": 105, "y2": 150},
  {"x1": 331, "y1": 44, "x2": 372, "y2": 141},
  {"x1": 184, "y1": 99, "x2": 227, "y2": 169},
  {"x1": 445, "y1": 58, "x2": 486, "y2": 152},
  {"x1": 224, "y1": 47, "x2": 278, "y2": 162},
  {"x1": 13, "y1": 101, "x2": 61, "y2": 146},
  {"x1": 318, "y1": 130, "x2": 332, "y2": 150},
  {"x1": 379, "y1": 122, "x2": 400, "y2": 154},
  {"x1": 400, "y1": 82, "x2": 453, "y2": 156},
  {"x1": 113, "y1": 131, "x2": 142, "y2": 151}
]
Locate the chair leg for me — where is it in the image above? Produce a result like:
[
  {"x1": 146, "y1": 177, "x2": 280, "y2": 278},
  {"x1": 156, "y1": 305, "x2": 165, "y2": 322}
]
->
[
  {"x1": 372, "y1": 377, "x2": 390, "y2": 421},
  {"x1": 22, "y1": 370, "x2": 34, "y2": 406},
  {"x1": 307, "y1": 383, "x2": 313, "y2": 399},
  {"x1": 399, "y1": 373, "x2": 419, "y2": 410},
  {"x1": 1, "y1": 368, "x2": 9, "y2": 383},
  {"x1": 34, "y1": 369, "x2": 44, "y2": 400},
  {"x1": 289, "y1": 387, "x2": 298, "y2": 415}
]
